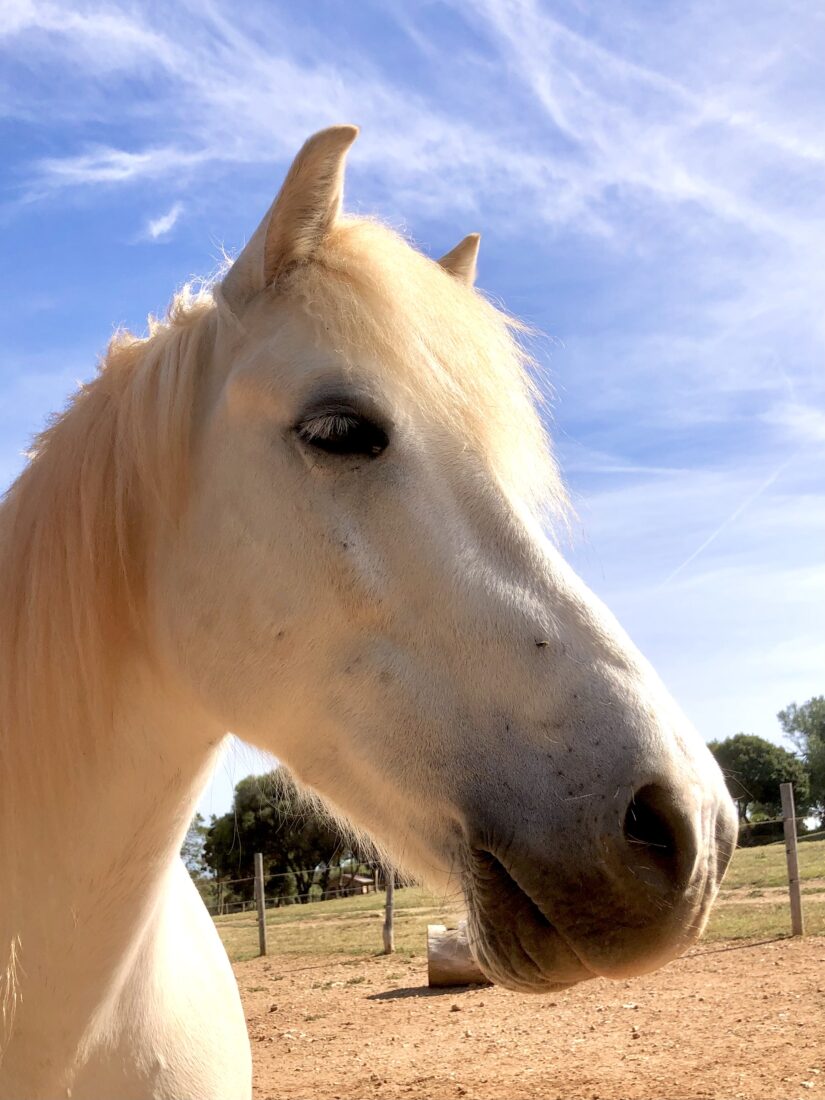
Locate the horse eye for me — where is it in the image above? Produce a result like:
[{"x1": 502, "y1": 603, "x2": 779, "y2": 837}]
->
[{"x1": 296, "y1": 409, "x2": 389, "y2": 458}]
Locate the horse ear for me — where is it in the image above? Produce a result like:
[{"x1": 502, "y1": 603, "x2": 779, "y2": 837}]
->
[
  {"x1": 437, "y1": 233, "x2": 481, "y2": 286},
  {"x1": 222, "y1": 125, "x2": 359, "y2": 311}
]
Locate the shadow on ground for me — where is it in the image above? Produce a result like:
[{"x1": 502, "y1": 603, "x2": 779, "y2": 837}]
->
[{"x1": 367, "y1": 984, "x2": 477, "y2": 1001}]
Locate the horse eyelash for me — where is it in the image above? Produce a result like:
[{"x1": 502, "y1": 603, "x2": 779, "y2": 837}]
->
[{"x1": 299, "y1": 412, "x2": 361, "y2": 441}]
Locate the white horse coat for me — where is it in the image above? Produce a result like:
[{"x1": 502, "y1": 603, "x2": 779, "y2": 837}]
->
[{"x1": 0, "y1": 127, "x2": 736, "y2": 1099}]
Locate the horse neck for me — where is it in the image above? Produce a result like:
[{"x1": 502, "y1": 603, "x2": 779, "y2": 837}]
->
[{"x1": 1, "y1": 651, "x2": 223, "y2": 1067}]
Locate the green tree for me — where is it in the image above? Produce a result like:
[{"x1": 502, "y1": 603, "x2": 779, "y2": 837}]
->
[
  {"x1": 203, "y1": 769, "x2": 362, "y2": 906},
  {"x1": 181, "y1": 811, "x2": 209, "y2": 876},
  {"x1": 708, "y1": 734, "x2": 810, "y2": 821},
  {"x1": 778, "y1": 697, "x2": 825, "y2": 817},
  {"x1": 181, "y1": 811, "x2": 218, "y2": 906}
]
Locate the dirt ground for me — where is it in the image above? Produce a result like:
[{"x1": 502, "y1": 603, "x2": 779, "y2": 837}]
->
[{"x1": 236, "y1": 937, "x2": 824, "y2": 1100}]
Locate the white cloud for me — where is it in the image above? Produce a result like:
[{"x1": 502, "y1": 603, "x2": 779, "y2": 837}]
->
[
  {"x1": 145, "y1": 201, "x2": 183, "y2": 241},
  {"x1": 33, "y1": 147, "x2": 206, "y2": 188},
  {"x1": 0, "y1": 0, "x2": 178, "y2": 70},
  {"x1": 7, "y1": 0, "x2": 825, "y2": 279},
  {"x1": 762, "y1": 402, "x2": 825, "y2": 446},
  {"x1": 0, "y1": 1, "x2": 816, "y2": 225}
]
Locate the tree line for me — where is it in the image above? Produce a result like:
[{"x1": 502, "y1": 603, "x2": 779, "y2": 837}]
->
[
  {"x1": 708, "y1": 696, "x2": 825, "y2": 833},
  {"x1": 183, "y1": 770, "x2": 375, "y2": 911},
  {"x1": 183, "y1": 695, "x2": 825, "y2": 901}
]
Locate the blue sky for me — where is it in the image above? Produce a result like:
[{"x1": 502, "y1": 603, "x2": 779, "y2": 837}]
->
[{"x1": 2, "y1": 0, "x2": 823, "y2": 819}]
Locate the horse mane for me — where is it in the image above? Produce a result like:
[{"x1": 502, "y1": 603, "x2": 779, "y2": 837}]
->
[
  {"x1": 0, "y1": 285, "x2": 217, "y2": 1057},
  {"x1": 0, "y1": 287, "x2": 216, "y2": 761}
]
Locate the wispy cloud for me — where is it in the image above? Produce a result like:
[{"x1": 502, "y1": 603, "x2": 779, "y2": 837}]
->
[
  {"x1": 568, "y1": 456, "x2": 825, "y2": 741},
  {"x1": 0, "y1": 0, "x2": 177, "y2": 66},
  {"x1": 659, "y1": 456, "x2": 796, "y2": 587},
  {"x1": 144, "y1": 201, "x2": 183, "y2": 241},
  {"x1": 33, "y1": 148, "x2": 206, "y2": 189},
  {"x1": 7, "y1": 0, "x2": 825, "y2": 266}
]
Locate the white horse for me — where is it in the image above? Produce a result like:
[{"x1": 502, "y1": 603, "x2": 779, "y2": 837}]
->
[{"x1": 0, "y1": 126, "x2": 736, "y2": 1099}]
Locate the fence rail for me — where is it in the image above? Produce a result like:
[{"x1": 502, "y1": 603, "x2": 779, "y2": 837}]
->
[
  {"x1": 208, "y1": 854, "x2": 398, "y2": 956},
  {"x1": 196, "y1": 857, "x2": 387, "y2": 913},
  {"x1": 202, "y1": 861, "x2": 385, "y2": 916}
]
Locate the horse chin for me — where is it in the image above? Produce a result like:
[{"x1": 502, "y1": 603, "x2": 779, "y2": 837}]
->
[{"x1": 464, "y1": 849, "x2": 595, "y2": 994}]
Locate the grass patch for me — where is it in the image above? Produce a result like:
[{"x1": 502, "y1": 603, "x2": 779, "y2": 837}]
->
[
  {"x1": 704, "y1": 898, "x2": 825, "y2": 941},
  {"x1": 215, "y1": 840, "x2": 825, "y2": 963},
  {"x1": 719, "y1": 838, "x2": 824, "y2": 890},
  {"x1": 216, "y1": 885, "x2": 461, "y2": 962}
]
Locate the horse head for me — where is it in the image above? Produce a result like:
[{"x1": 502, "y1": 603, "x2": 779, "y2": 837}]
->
[{"x1": 154, "y1": 127, "x2": 737, "y2": 992}]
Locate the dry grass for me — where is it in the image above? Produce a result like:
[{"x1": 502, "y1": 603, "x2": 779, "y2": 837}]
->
[
  {"x1": 216, "y1": 886, "x2": 460, "y2": 962},
  {"x1": 706, "y1": 898, "x2": 825, "y2": 939},
  {"x1": 214, "y1": 840, "x2": 825, "y2": 963},
  {"x1": 719, "y1": 833, "x2": 824, "y2": 888}
]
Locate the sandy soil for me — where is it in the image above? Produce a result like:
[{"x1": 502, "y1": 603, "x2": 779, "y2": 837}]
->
[{"x1": 236, "y1": 937, "x2": 824, "y2": 1100}]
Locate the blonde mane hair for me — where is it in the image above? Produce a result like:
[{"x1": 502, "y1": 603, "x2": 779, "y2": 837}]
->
[
  {"x1": 0, "y1": 287, "x2": 217, "y2": 1055},
  {"x1": 0, "y1": 292, "x2": 217, "y2": 765}
]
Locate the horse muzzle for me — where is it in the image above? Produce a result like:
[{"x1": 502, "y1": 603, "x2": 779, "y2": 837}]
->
[{"x1": 461, "y1": 780, "x2": 737, "y2": 992}]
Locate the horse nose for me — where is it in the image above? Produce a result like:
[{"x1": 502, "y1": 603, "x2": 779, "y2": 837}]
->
[
  {"x1": 462, "y1": 770, "x2": 737, "y2": 988},
  {"x1": 619, "y1": 782, "x2": 736, "y2": 897}
]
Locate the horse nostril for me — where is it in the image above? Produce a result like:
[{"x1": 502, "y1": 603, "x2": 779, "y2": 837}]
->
[{"x1": 622, "y1": 783, "x2": 696, "y2": 894}]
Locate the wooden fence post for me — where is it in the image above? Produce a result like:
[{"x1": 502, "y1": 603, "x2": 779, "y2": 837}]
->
[
  {"x1": 779, "y1": 783, "x2": 804, "y2": 936},
  {"x1": 383, "y1": 875, "x2": 394, "y2": 955},
  {"x1": 255, "y1": 852, "x2": 268, "y2": 957}
]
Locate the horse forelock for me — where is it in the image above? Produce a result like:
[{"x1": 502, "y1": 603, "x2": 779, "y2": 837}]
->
[{"x1": 286, "y1": 218, "x2": 569, "y2": 522}]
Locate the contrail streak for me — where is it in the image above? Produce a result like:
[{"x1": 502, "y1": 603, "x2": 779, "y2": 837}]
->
[{"x1": 660, "y1": 456, "x2": 795, "y2": 588}]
